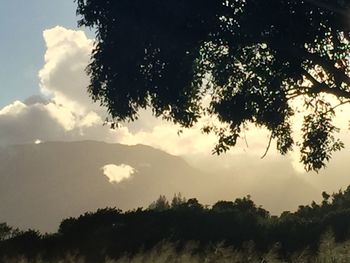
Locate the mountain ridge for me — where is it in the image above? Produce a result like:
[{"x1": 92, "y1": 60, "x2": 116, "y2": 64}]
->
[
  {"x1": 0, "y1": 140, "x2": 321, "y2": 232},
  {"x1": 0, "y1": 140, "x2": 204, "y2": 232}
]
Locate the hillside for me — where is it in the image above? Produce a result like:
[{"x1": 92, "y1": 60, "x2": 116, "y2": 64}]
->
[
  {"x1": 0, "y1": 141, "x2": 320, "y2": 232},
  {"x1": 0, "y1": 141, "x2": 204, "y2": 232}
]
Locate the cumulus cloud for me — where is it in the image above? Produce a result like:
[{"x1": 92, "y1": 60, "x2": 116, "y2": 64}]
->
[
  {"x1": 0, "y1": 26, "x2": 119, "y2": 145},
  {"x1": 3, "y1": 25, "x2": 350, "y2": 213},
  {"x1": 39, "y1": 26, "x2": 94, "y2": 109},
  {"x1": 23, "y1": 95, "x2": 49, "y2": 106},
  {"x1": 35, "y1": 26, "x2": 278, "y2": 159},
  {"x1": 1, "y1": 24, "x2": 350, "y2": 183},
  {"x1": 102, "y1": 164, "x2": 136, "y2": 184},
  {"x1": 0, "y1": 101, "x2": 63, "y2": 145},
  {"x1": 0, "y1": 101, "x2": 27, "y2": 116},
  {"x1": 0, "y1": 25, "x2": 271, "y2": 159}
]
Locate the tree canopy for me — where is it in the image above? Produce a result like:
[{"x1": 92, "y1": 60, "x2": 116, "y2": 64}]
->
[
  {"x1": 5, "y1": 187, "x2": 350, "y2": 261},
  {"x1": 76, "y1": 0, "x2": 350, "y2": 171}
]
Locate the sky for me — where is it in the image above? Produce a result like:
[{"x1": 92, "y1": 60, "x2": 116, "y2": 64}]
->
[
  {"x1": 2, "y1": 0, "x2": 350, "y2": 212},
  {"x1": 0, "y1": 0, "x2": 263, "y2": 159},
  {"x1": 0, "y1": 0, "x2": 85, "y2": 108}
]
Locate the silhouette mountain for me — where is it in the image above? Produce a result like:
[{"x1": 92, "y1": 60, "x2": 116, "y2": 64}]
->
[
  {"x1": 0, "y1": 141, "x2": 320, "y2": 232},
  {"x1": 0, "y1": 141, "x2": 206, "y2": 232}
]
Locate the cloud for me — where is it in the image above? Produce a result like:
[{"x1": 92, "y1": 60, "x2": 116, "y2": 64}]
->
[
  {"x1": 0, "y1": 26, "x2": 271, "y2": 159},
  {"x1": 1, "y1": 25, "x2": 350, "y2": 181},
  {"x1": 0, "y1": 26, "x2": 121, "y2": 145},
  {"x1": 35, "y1": 26, "x2": 277, "y2": 159},
  {"x1": 3, "y1": 26, "x2": 350, "y2": 215},
  {"x1": 0, "y1": 101, "x2": 66, "y2": 145},
  {"x1": 0, "y1": 101, "x2": 27, "y2": 116},
  {"x1": 39, "y1": 26, "x2": 94, "y2": 110},
  {"x1": 102, "y1": 164, "x2": 136, "y2": 184},
  {"x1": 23, "y1": 95, "x2": 49, "y2": 106}
]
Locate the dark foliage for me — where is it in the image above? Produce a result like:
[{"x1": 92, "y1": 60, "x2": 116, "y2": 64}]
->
[
  {"x1": 4, "y1": 187, "x2": 350, "y2": 261},
  {"x1": 76, "y1": 0, "x2": 350, "y2": 171}
]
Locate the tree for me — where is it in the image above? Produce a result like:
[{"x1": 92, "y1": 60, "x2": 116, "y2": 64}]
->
[
  {"x1": 212, "y1": 200, "x2": 235, "y2": 212},
  {"x1": 171, "y1": 192, "x2": 186, "y2": 208},
  {"x1": 0, "y1": 223, "x2": 17, "y2": 241},
  {"x1": 76, "y1": 0, "x2": 350, "y2": 171},
  {"x1": 148, "y1": 195, "x2": 170, "y2": 211}
]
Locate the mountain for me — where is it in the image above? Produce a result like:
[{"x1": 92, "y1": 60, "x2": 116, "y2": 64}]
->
[
  {"x1": 0, "y1": 141, "x2": 321, "y2": 232},
  {"x1": 0, "y1": 141, "x2": 207, "y2": 232}
]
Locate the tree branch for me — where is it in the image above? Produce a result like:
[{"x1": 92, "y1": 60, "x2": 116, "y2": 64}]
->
[
  {"x1": 261, "y1": 132, "x2": 273, "y2": 159},
  {"x1": 304, "y1": 52, "x2": 350, "y2": 86},
  {"x1": 302, "y1": 69, "x2": 350, "y2": 99}
]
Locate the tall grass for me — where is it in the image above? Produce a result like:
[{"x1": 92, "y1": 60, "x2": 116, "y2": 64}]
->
[{"x1": 4, "y1": 233, "x2": 350, "y2": 263}]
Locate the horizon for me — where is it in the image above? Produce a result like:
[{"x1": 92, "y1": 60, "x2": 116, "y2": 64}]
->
[{"x1": 1, "y1": 0, "x2": 350, "y2": 233}]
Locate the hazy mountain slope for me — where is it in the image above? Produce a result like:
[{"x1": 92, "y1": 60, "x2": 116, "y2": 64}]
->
[
  {"x1": 0, "y1": 141, "x2": 205, "y2": 232},
  {"x1": 0, "y1": 141, "x2": 320, "y2": 232}
]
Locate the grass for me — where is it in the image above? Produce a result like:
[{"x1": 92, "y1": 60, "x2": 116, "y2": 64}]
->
[{"x1": 4, "y1": 233, "x2": 350, "y2": 263}]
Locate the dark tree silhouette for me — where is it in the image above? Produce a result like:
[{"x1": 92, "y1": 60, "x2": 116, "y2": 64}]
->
[
  {"x1": 171, "y1": 192, "x2": 186, "y2": 209},
  {"x1": 0, "y1": 223, "x2": 17, "y2": 241},
  {"x1": 76, "y1": 0, "x2": 350, "y2": 171},
  {"x1": 148, "y1": 195, "x2": 170, "y2": 211},
  {"x1": 4, "y1": 187, "x2": 350, "y2": 261}
]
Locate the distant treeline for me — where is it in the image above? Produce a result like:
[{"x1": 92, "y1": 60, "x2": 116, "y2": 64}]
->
[{"x1": 2, "y1": 188, "x2": 350, "y2": 262}]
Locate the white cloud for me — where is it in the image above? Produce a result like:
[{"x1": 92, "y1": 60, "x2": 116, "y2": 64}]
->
[
  {"x1": 0, "y1": 26, "x2": 292, "y2": 159},
  {"x1": 102, "y1": 164, "x2": 136, "y2": 184},
  {"x1": 0, "y1": 101, "x2": 27, "y2": 116},
  {"x1": 0, "y1": 102, "x2": 66, "y2": 145},
  {"x1": 35, "y1": 26, "x2": 273, "y2": 158},
  {"x1": 45, "y1": 102, "x2": 76, "y2": 131},
  {"x1": 118, "y1": 118, "x2": 273, "y2": 158},
  {"x1": 3, "y1": 25, "x2": 350, "y2": 211},
  {"x1": 39, "y1": 26, "x2": 94, "y2": 109},
  {"x1": 1, "y1": 25, "x2": 350, "y2": 180},
  {"x1": 0, "y1": 26, "x2": 122, "y2": 145}
]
